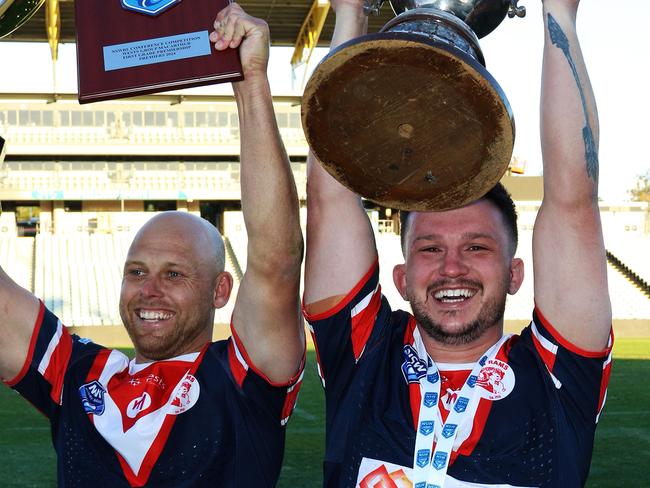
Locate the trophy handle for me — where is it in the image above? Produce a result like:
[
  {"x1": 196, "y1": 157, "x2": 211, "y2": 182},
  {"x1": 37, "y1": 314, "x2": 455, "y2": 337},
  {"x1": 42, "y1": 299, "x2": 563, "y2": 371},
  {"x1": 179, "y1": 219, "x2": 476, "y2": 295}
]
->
[
  {"x1": 507, "y1": 0, "x2": 526, "y2": 19},
  {"x1": 364, "y1": 0, "x2": 385, "y2": 16}
]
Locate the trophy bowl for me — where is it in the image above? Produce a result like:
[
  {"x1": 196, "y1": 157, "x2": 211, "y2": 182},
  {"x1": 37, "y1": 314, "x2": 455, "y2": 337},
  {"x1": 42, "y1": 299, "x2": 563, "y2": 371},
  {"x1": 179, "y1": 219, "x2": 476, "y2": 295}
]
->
[
  {"x1": 388, "y1": 0, "x2": 520, "y2": 39},
  {"x1": 302, "y1": 0, "x2": 525, "y2": 211}
]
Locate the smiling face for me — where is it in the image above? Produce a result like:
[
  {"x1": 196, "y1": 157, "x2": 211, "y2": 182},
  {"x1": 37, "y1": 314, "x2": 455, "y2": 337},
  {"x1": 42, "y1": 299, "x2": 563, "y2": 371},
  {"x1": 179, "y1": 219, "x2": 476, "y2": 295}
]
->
[
  {"x1": 119, "y1": 212, "x2": 232, "y2": 362},
  {"x1": 394, "y1": 199, "x2": 523, "y2": 347}
]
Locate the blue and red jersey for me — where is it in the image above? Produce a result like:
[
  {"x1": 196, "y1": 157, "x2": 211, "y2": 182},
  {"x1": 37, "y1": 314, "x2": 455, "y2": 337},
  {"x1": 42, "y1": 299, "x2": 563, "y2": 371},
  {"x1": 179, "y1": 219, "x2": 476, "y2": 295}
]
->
[
  {"x1": 5, "y1": 302, "x2": 303, "y2": 487},
  {"x1": 305, "y1": 262, "x2": 612, "y2": 488}
]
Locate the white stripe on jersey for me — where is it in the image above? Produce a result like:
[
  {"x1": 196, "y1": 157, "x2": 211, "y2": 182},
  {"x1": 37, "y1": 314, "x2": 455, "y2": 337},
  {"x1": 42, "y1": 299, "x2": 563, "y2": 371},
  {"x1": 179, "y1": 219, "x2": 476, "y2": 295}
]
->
[
  {"x1": 232, "y1": 336, "x2": 249, "y2": 372},
  {"x1": 531, "y1": 321, "x2": 558, "y2": 357},
  {"x1": 350, "y1": 283, "x2": 379, "y2": 318},
  {"x1": 37, "y1": 319, "x2": 64, "y2": 376}
]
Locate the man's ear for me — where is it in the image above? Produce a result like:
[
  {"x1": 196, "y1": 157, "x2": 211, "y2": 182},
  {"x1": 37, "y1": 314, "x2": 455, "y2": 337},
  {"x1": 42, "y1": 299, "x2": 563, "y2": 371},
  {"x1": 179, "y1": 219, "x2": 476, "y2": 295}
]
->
[
  {"x1": 213, "y1": 271, "x2": 234, "y2": 308},
  {"x1": 508, "y1": 258, "x2": 524, "y2": 295},
  {"x1": 393, "y1": 263, "x2": 408, "y2": 300}
]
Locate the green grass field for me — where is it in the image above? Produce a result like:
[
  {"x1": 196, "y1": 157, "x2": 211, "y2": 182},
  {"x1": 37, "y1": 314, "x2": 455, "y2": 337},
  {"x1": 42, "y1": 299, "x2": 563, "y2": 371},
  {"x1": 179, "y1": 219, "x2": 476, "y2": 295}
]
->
[{"x1": 1, "y1": 339, "x2": 648, "y2": 487}]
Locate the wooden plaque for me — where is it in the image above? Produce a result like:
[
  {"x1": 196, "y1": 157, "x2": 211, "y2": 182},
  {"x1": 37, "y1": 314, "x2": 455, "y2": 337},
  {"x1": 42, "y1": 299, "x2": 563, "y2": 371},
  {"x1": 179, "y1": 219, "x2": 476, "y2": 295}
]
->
[{"x1": 74, "y1": 0, "x2": 243, "y2": 103}]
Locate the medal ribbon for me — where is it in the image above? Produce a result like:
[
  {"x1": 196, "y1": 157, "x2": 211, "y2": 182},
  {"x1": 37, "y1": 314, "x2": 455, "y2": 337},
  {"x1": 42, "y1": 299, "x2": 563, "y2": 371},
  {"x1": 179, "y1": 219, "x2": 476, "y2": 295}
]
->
[{"x1": 411, "y1": 331, "x2": 511, "y2": 488}]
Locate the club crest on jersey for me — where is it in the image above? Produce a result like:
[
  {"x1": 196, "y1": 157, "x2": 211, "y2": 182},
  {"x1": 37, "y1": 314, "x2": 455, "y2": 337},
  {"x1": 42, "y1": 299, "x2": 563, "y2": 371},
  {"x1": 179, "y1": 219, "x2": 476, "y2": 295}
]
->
[
  {"x1": 416, "y1": 449, "x2": 430, "y2": 468},
  {"x1": 79, "y1": 380, "x2": 106, "y2": 415},
  {"x1": 476, "y1": 358, "x2": 515, "y2": 401},
  {"x1": 432, "y1": 452, "x2": 448, "y2": 470},
  {"x1": 419, "y1": 420, "x2": 434, "y2": 436},
  {"x1": 423, "y1": 392, "x2": 438, "y2": 408},
  {"x1": 442, "y1": 423, "x2": 457, "y2": 438},
  {"x1": 454, "y1": 396, "x2": 469, "y2": 413},
  {"x1": 120, "y1": 0, "x2": 182, "y2": 16},
  {"x1": 401, "y1": 345, "x2": 427, "y2": 383},
  {"x1": 168, "y1": 373, "x2": 200, "y2": 415}
]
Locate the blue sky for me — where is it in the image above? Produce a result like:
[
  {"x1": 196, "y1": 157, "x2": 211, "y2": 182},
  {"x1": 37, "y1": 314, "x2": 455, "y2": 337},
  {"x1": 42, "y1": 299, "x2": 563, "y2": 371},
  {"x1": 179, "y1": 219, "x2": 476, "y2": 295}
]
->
[{"x1": 0, "y1": 1, "x2": 648, "y2": 201}]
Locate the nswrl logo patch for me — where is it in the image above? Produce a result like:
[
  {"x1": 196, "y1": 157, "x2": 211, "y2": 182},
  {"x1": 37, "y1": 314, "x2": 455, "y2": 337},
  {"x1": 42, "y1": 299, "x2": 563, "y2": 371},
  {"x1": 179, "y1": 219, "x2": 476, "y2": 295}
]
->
[
  {"x1": 432, "y1": 452, "x2": 448, "y2": 470},
  {"x1": 401, "y1": 345, "x2": 427, "y2": 383},
  {"x1": 416, "y1": 449, "x2": 430, "y2": 468},
  {"x1": 442, "y1": 423, "x2": 457, "y2": 438},
  {"x1": 79, "y1": 380, "x2": 106, "y2": 415},
  {"x1": 419, "y1": 420, "x2": 434, "y2": 436},
  {"x1": 121, "y1": 0, "x2": 182, "y2": 16},
  {"x1": 454, "y1": 396, "x2": 469, "y2": 413},
  {"x1": 423, "y1": 392, "x2": 438, "y2": 408}
]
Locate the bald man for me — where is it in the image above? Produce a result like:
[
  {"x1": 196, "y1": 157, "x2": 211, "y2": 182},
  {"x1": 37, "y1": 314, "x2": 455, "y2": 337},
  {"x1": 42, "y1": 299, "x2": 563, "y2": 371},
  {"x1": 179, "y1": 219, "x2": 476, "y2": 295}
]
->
[{"x1": 0, "y1": 4, "x2": 304, "y2": 487}]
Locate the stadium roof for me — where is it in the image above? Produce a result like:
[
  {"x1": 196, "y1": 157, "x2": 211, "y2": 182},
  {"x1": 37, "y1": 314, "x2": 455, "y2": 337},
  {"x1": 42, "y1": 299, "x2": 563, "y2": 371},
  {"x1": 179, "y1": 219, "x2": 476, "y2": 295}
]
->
[{"x1": 1, "y1": 0, "x2": 394, "y2": 46}]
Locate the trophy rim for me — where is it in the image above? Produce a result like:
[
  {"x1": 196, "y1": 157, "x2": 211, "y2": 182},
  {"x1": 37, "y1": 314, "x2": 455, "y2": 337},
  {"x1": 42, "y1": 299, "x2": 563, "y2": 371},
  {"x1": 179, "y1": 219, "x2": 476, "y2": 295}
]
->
[
  {"x1": 303, "y1": 31, "x2": 515, "y2": 211},
  {"x1": 381, "y1": 8, "x2": 485, "y2": 66}
]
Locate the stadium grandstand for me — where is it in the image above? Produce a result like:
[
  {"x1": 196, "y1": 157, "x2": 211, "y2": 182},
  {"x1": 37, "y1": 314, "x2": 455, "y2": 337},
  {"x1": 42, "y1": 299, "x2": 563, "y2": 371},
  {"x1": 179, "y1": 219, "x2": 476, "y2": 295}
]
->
[{"x1": 1, "y1": 0, "x2": 649, "y2": 346}]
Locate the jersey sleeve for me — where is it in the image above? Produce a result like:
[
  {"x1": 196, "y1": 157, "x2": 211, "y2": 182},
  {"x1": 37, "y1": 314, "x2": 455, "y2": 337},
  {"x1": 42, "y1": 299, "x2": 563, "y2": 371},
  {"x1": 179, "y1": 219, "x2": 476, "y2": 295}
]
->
[
  {"x1": 522, "y1": 306, "x2": 613, "y2": 425},
  {"x1": 226, "y1": 325, "x2": 305, "y2": 427},
  {"x1": 4, "y1": 302, "x2": 102, "y2": 419},
  {"x1": 302, "y1": 261, "x2": 392, "y2": 396}
]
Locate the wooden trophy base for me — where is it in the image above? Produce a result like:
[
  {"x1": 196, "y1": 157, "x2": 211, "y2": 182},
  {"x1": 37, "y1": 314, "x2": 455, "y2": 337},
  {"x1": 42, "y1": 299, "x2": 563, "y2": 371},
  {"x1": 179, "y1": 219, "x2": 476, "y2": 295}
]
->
[{"x1": 302, "y1": 32, "x2": 514, "y2": 211}]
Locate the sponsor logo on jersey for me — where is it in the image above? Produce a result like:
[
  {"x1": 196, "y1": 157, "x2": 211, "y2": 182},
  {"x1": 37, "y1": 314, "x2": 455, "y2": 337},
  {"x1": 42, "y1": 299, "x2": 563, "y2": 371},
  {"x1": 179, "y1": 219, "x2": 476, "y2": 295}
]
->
[
  {"x1": 168, "y1": 373, "x2": 200, "y2": 415},
  {"x1": 416, "y1": 449, "x2": 430, "y2": 468},
  {"x1": 442, "y1": 423, "x2": 457, "y2": 438},
  {"x1": 476, "y1": 358, "x2": 515, "y2": 401},
  {"x1": 402, "y1": 345, "x2": 428, "y2": 383},
  {"x1": 454, "y1": 396, "x2": 469, "y2": 413},
  {"x1": 432, "y1": 452, "x2": 447, "y2": 470},
  {"x1": 120, "y1": 0, "x2": 181, "y2": 16},
  {"x1": 419, "y1": 420, "x2": 434, "y2": 436},
  {"x1": 126, "y1": 392, "x2": 152, "y2": 418},
  {"x1": 79, "y1": 380, "x2": 106, "y2": 415},
  {"x1": 423, "y1": 391, "x2": 438, "y2": 408},
  {"x1": 78, "y1": 337, "x2": 93, "y2": 345}
]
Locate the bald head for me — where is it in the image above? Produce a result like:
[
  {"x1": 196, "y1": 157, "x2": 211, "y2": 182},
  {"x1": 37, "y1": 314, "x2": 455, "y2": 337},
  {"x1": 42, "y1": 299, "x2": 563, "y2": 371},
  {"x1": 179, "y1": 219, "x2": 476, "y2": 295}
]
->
[{"x1": 130, "y1": 211, "x2": 226, "y2": 275}]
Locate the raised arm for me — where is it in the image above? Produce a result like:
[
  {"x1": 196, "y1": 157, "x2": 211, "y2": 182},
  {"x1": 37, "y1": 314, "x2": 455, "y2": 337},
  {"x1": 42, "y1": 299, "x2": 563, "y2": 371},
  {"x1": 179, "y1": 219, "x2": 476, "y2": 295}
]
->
[
  {"x1": 533, "y1": 0, "x2": 611, "y2": 351},
  {"x1": 211, "y1": 4, "x2": 304, "y2": 383},
  {"x1": 304, "y1": 0, "x2": 377, "y2": 313},
  {"x1": 0, "y1": 268, "x2": 41, "y2": 381}
]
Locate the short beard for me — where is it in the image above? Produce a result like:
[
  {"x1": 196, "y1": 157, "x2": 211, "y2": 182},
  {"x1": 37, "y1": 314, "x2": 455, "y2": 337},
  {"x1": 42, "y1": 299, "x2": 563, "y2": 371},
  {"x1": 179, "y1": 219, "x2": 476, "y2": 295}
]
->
[{"x1": 408, "y1": 279, "x2": 507, "y2": 346}]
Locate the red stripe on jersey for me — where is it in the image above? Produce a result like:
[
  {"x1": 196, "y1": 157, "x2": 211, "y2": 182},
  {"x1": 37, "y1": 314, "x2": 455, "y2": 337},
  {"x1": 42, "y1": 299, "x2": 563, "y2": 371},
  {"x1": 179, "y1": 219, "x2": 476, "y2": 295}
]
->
[
  {"x1": 118, "y1": 346, "x2": 209, "y2": 486},
  {"x1": 86, "y1": 348, "x2": 113, "y2": 382},
  {"x1": 596, "y1": 331, "x2": 614, "y2": 421},
  {"x1": 309, "y1": 327, "x2": 326, "y2": 387},
  {"x1": 42, "y1": 324, "x2": 73, "y2": 404},
  {"x1": 84, "y1": 349, "x2": 117, "y2": 427},
  {"x1": 227, "y1": 338, "x2": 248, "y2": 388},
  {"x1": 303, "y1": 260, "x2": 378, "y2": 322},
  {"x1": 350, "y1": 285, "x2": 382, "y2": 361},
  {"x1": 534, "y1": 305, "x2": 612, "y2": 358},
  {"x1": 531, "y1": 322, "x2": 558, "y2": 372},
  {"x1": 281, "y1": 371, "x2": 304, "y2": 425},
  {"x1": 5, "y1": 301, "x2": 46, "y2": 387},
  {"x1": 229, "y1": 323, "x2": 305, "y2": 388}
]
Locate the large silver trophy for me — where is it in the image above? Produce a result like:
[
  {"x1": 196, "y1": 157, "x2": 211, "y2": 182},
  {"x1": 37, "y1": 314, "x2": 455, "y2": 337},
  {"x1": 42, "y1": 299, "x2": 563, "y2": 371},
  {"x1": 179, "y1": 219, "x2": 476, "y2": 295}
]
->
[{"x1": 302, "y1": 0, "x2": 525, "y2": 211}]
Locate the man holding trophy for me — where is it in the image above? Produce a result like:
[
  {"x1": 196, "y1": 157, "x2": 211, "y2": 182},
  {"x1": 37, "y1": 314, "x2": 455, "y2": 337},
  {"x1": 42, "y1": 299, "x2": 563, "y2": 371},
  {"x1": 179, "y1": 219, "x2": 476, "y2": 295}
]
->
[
  {"x1": 303, "y1": 0, "x2": 612, "y2": 486},
  {"x1": 0, "y1": 4, "x2": 305, "y2": 486}
]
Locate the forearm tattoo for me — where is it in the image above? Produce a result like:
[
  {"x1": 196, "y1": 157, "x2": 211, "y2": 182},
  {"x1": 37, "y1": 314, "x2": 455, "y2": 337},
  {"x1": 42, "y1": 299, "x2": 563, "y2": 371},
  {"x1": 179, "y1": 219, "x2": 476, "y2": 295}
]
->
[{"x1": 547, "y1": 13, "x2": 599, "y2": 182}]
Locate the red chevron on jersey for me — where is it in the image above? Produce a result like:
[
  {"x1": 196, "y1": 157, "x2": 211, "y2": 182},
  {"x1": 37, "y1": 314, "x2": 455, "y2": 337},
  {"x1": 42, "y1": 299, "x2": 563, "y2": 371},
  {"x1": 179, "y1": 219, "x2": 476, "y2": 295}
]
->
[{"x1": 82, "y1": 347, "x2": 206, "y2": 485}]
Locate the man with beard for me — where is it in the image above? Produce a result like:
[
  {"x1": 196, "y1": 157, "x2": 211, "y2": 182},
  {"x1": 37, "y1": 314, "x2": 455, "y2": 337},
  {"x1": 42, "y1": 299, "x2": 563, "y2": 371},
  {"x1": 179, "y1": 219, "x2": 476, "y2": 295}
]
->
[
  {"x1": 303, "y1": 0, "x2": 612, "y2": 487},
  {"x1": 0, "y1": 4, "x2": 304, "y2": 486}
]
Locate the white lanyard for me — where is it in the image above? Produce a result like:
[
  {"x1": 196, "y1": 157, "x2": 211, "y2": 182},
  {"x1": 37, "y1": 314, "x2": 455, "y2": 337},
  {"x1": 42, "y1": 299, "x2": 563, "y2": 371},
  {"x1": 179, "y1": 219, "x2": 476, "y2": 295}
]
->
[{"x1": 411, "y1": 331, "x2": 511, "y2": 488}]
